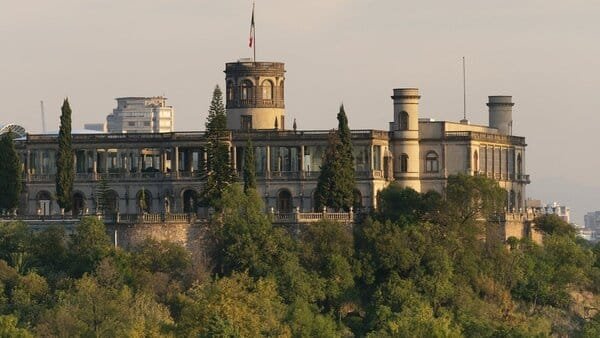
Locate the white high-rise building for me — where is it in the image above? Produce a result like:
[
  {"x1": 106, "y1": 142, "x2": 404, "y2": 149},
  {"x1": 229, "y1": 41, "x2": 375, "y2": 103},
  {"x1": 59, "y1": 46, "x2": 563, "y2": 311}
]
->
[{"x1": 106, "y1": 96, "x2": 174, "y2": 133}]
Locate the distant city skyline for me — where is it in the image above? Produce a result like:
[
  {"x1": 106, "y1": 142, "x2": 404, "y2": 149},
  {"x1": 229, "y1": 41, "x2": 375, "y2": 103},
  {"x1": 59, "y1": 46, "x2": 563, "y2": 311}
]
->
[{"x1": 1, "y1": 0, "x2": 599, "y2": 223}]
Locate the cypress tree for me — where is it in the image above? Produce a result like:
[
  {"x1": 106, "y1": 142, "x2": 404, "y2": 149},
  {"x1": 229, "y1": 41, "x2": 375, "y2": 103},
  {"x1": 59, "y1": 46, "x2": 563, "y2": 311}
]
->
[
  {"x1": 202, "y1": 85, "x2": 235, "y2": 207},
  {"x1": 56, "y1": 98, "x2": 74, "y2": 212},
  {"x1": 243, "y1": 138, "x2": 257, "y2": 194},
  {"x1": 314, "y1": 105, "x2": 356, "y2": 211},
  {"x1": 336, "y1": 104, "x2": 356, "y2": 209},
  {"x1": 0, "y1": 131, "x2": 22, "y2": 213}
]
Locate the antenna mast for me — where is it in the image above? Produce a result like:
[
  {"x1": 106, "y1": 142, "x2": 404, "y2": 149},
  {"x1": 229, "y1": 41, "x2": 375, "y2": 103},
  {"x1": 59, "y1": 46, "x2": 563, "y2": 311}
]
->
[
  {"x1": 40, "y1": 100, "x2": 47, "y2": 133},
  {"x1": 463, "y1": 57, "x2": 467, "y2": 120},
  {"x1": 460, "y1": 57, "x2": 469, "y2": 124}
]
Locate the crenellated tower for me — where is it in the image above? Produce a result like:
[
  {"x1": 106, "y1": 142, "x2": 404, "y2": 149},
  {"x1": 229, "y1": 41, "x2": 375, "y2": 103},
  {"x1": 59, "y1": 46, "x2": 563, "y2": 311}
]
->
[{"x1": 224, "y1": 61, "x2": 286, "y2": 130}]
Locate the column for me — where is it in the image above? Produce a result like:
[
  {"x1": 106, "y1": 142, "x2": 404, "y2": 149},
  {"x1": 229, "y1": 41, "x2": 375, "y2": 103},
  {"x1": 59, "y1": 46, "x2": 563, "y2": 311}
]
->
[
  {"x1": 104, "y1": 150, "x2": 109, "y2": 173},
  {"x1": 173, "y1": 146, "x2": 179, "y2": 177},
  {"x1": 160, "y1": 149, "x2": 166, "y2": 173},
  {"x1": 92, "y1": 150, "x2": 98, "y2": 176},
  {"x1": 370, "y1": 145, "x2": 374, "y2": 171},
  {"x1": 26, "y1": 150, "x2": 31, "y2": 177},
  {"x1": 300, "y1": 145, "x2": 305, "y2": 178},
  {"x1": 266, "y1": 145, "x2": 271, "y2": 178}
]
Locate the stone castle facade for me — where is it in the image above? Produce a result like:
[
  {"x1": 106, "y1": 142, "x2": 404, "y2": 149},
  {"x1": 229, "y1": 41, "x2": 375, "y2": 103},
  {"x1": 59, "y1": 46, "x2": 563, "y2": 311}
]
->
[{"x1": 14, "y1": 60, "x2": 529, "y2": 222}]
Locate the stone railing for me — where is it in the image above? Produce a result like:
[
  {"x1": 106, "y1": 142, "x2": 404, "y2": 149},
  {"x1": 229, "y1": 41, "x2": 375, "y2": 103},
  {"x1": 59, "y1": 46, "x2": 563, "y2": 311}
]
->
[{"x1": 272, "y1": 208, "x2": 355, "y2": 224}]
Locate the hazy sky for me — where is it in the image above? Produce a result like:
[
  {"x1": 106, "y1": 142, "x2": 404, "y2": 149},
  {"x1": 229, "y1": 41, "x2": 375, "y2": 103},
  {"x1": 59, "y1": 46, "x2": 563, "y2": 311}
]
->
[{"x1": 1, "y1": 0, "x2": 599, "y2": 223}]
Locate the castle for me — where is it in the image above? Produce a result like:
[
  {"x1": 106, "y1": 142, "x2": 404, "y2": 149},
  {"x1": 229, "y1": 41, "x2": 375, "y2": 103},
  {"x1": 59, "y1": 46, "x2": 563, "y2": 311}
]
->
[{"x1": 14, "y1": 60, "x2": 529, "y2": 224}]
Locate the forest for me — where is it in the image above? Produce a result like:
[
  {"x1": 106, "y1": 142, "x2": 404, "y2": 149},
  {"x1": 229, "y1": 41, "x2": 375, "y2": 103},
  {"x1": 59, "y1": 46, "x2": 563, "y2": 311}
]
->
[{"x1": 0, "y1": 174, "x2": 599, "y2": 337}]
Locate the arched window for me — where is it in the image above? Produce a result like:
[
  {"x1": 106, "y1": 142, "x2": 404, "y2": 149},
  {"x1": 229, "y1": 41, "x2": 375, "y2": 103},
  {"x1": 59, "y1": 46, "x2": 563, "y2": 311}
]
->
[
  {"x1": 399, "y1": 111, "x2": 409, "y2": 131},
  {"x1": 241, "y1": 80, "x2": 254, "y2": 101},
  {"x1": 400, "y1": 154, "x2": 409, "y2": 173},
  {"x1": 136, "y1": 189, "x2": 151, "y2": 213},
  {"x1": 37, "y1": 191, "x2": 52, "y2": 216},
  {"x1": 103, "y1": 190, "x2": 119, "y2": 215},
  {"x1": 261, "y1": 80, "x2": 273, "y2": 100},
  {"x1": 277, "y1": 190, "x2": 293, "y2": 213},
  {"x1": 182, "y1": 189, "x2": 198, "y2": 213},
  {"x1": 72, "y1": 192, "x2": 86, "y2": 216},
  {"x1": 473, "y1": 151, "x2": 479, "y2": 172},
  {"x1": 425, "y1": 151, "x2": 439, "y2": 173}
]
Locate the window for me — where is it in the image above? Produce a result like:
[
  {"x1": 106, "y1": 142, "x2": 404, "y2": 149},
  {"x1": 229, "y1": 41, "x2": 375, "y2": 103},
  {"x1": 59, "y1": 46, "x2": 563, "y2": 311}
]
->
[
  {"x1": 473, "y1": 151, "x2": 479, "y2": 172},
  {"x1": 277, "y1": 190, "x2": 293, "y2": 213},
  {"x1": 261, "y1": 80, "x2": 273, "y2": 100},
  {"x1": 399, "y1": 111, "x2": 409, "y2": 130},
  {"x1": 227, "y1": 81, "x2": 234, "y2": 102},
  {"x1": 425, "y1": 151, "x2": 439, "y2": 173},
  {"x1": 517, "y1": 153, "x2": 522, "y2": 176},
  {"x1": 241, "y1": 80, "x2": 253, "y2": 100},
  {"x1": 373, "y1": 146, "x2": 382, "y2": 170},
  {"x1": 241, "y1": 115, "x2": 252, "y2": 130},
  {"x1": 128, "y1": 121, "x2": 135, "y2": 127},
  {"x1": 400, "y1": 154, "x2": 408, "y2": 173},
  {"x1": 143, "y1": 121, "x2": 151, "y2": 127}
]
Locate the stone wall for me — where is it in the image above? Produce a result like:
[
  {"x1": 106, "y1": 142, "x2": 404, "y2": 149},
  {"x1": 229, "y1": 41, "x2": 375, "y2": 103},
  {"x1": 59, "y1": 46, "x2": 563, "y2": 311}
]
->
[{"x1": 106, "y1": 222, "x2": 211, "y2": 263}]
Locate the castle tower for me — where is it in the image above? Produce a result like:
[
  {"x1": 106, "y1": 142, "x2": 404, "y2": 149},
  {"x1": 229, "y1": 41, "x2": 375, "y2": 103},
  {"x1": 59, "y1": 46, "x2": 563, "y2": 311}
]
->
[
  {"x1": 487, "y1": 96, "x2": 514, "y2": 135},
  {"x1": 224, "y1": 61, "x2": 286, "y2": 130},
  {"x1": 390, "y1": 88, "x2": 421, "y2": 191}
]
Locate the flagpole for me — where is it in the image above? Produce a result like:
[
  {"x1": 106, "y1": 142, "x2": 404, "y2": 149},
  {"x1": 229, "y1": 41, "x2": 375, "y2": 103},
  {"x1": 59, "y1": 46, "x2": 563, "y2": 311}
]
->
[{"x1": 253, "y1": 1, "x2": 256, "y2": 62}]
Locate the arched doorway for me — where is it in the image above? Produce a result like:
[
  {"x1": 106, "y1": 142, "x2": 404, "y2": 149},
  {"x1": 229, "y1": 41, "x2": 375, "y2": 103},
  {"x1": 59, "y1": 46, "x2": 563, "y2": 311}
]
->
[
  {"x1": 37, "y1": 191, "x2": 52, "y2": 216},
  {"x1": 277, "y1": 190, "x2": 292, "y2": 213},
  {"x1": 182, "y1": 189, "x2": 198, "y2": 213},
  {"x1": 72, "y1": 192, "x2": 86, "y2": 216},
  {"x1": 136, "y1": 189, "x2": 152, "y2": 213},
  {"x1": 104, "y1": 190, "x2": 119, "y2": 215}
]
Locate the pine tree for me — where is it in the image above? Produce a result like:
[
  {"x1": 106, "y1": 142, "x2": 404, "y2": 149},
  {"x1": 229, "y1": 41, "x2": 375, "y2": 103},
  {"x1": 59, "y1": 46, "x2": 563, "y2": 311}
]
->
[
  {"x1": 56, "y1": 98, "x2": 74, "y2": 212},
  {"x1": 202, "y1": 85, "x2": 235, "y2": 207},
  {"x1": 243, "y1": 138, "x2": 257, "y2": 194},
  {"x1": 314, "y1": 105, "x2": 356, "y2": 211},
  {"x1": 0, "y1": 131, "x2": 22, "y2": 213}
]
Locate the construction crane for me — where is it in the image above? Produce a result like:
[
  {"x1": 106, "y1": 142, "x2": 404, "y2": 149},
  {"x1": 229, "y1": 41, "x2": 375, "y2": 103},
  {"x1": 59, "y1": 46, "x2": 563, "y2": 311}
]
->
[{"x1": 40, "y1": 100, "x2": 46, "y2": 133}]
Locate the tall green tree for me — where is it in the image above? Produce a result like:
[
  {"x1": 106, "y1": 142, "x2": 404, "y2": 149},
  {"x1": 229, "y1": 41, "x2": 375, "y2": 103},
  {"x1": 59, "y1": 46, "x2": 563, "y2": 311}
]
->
[
  {"x1": 314, "y1": 105, "x2": 356, "y2": 211},
  {"x1": 95, "y1": 177, "x2": 110, "y2": 215},
  {"x1": 0, "y1": 131, "x2": 22, "y2": 213},
  {"x1": 243, "y1": 138, "x2": 257, "y2": 194},
  {"x1": 202, "y1": 85, "x2": 235, "y2": 207},
  {"x1": 56, "y1": 98, "x2": 74, "y2": 212}
]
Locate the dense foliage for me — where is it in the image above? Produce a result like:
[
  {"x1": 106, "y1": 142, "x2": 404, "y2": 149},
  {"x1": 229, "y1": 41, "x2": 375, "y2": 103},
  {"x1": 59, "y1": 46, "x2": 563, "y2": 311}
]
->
[
  {"x1": 0, "y1": 132, "x2": 22, "y2": 214},
  {"x1": 315, "y1": 105, "x2": 356, "y2": 211},
  {"x1": 55, "y1": 98, "x2": 74, "y2": 212},
  {"x1": 0, "y1": 175, "x2": 599, "y2": 336}
]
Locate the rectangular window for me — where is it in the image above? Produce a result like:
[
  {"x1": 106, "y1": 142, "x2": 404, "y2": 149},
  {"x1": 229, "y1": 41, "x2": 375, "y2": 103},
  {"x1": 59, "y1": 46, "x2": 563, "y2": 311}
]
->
[
  {"x1": 373, "y1": 146, "x2": 382, "y2": 171},
  {"x1": 353, "y1": 145, "x2": 369, "y2": 172},
  {"x1": 305, "y1": 146, "x2": 324, "y2": 172},
  {"x1": 241, "y1": 115, "x2": 252, "y2": 130},
  {"x1": 143, "y1": 121, "x2": 151, "y2": 127}
]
